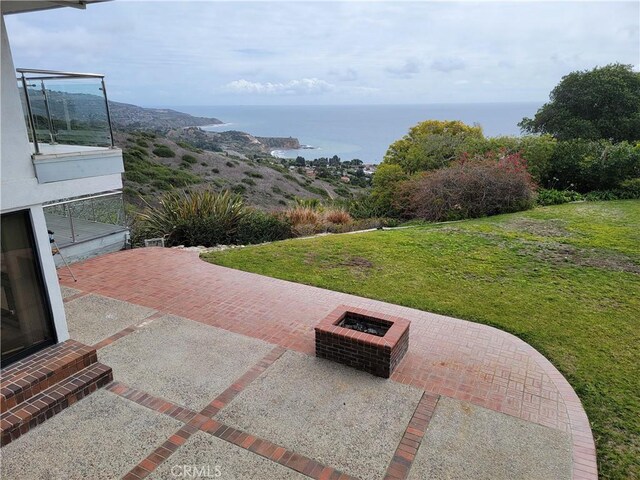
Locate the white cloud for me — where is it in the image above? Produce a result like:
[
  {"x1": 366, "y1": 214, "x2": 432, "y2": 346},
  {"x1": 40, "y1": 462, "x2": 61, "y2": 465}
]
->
[
  {"x1": 431, "y1": 57, "x2": 466, "y2": 73},
  {"x1": 225, "y1": 78, "x2": 335, "y2": 95},
  {"x1": 385, "y1": 59, "x2": 422, "y2": 78}
]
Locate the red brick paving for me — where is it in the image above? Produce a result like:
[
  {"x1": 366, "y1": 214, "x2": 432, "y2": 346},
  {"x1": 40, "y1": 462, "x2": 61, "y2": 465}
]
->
[{"x1": 60, "y1": 247, "x2": 597, "y2": 479}]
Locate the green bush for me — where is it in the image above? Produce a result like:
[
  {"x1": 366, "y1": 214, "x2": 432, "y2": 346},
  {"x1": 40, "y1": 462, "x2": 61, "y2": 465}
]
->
[
  {"x1": 236, "y1": 211, "x2": 292, "y2": 244},
  {"x1": 231, "y1": 184, "x2": 247, "y2": 194},
  {"x1": 244, "y1": 171, "x2": 263, "y2": 178},
  {"x1": 241, "y1": 178, "x2": 256, "y2": 186},
  {"x1": 334, "y1": 186, "x2": 351, "y2": 197},
  {"x1": 136, "y1": 190, "x2": 248, "y2": 247},
  {"x1": 345, "y1": 195, "x2": 388, "y2": 219},
  {"x1": 226, "y1": 161, "x2": 235, "y2": 168},
  {"x1": 123, "y1": 149, "x2": 200, "y2": 189},
  {"x1": 211, "y1": 168, "x2": 220, "y2": 174},
  {"x1": 135, "y1": 138, "x2": 149, "y2": 148},
  {"x1": 619, "y1": 177, "x2": 640, "y2": 198},
  {"x1": 545, "y1": 140, "x2": 640, "y2": 192},
  {"x1": 152, "y1": 145, "x2": 176, "y2": 158},
  {"x1": 536, "y1": 189, "x2": 583, "y2": 206},
  {"x1": 176, "y1": 140, "x2": 203, "y2": 153},
  {"x1": 182, "y1": 154, "x2": 197, "y2": 164}
]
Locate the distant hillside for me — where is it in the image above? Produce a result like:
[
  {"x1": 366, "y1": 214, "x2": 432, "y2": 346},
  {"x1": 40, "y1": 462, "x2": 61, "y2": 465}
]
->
[
  {"x1": 27, "y1": 90, "x2": 223, "y2": 131},
  {"x1": 108, "y1": 101, "x2": 222, "y2": 131},
  {"x1": 117, "y1": 130, "x2": 366, "y2": 211}
]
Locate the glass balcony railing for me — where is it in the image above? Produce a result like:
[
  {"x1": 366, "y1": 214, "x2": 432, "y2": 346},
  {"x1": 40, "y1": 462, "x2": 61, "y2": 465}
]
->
[
  {"x1": 43, "y1": 191, "x2": 127, "y2": 246},
  {"x1": 17, "y1": 69, "x2": 115, "y2": 155}
]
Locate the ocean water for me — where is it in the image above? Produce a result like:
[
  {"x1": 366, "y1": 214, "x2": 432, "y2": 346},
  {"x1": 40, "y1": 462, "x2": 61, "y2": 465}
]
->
[{"x1": 175, "y1": 103, "x2": 541, "y2": 164}]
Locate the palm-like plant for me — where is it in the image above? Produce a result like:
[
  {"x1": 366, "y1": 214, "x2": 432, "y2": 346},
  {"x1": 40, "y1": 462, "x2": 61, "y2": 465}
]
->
[{"x1": 136, "y1": 189, "x2": 248, "y2": 246}]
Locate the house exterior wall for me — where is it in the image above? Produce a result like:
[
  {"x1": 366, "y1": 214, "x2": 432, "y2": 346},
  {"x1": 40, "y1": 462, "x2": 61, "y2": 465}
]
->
[{"x1": 1, "y1": 13, "x2": 125, "y2": 353}]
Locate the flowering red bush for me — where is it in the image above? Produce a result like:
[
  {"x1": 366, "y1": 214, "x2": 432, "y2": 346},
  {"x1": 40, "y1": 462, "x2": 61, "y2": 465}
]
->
[{"x1": 397, "y1": 151, "x2": 536, "y2": 221}]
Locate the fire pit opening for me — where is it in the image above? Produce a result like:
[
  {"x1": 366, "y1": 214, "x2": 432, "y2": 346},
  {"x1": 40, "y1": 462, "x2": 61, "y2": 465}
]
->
[{"x1": 338, "y1": 312, "x2": 391, "y2": 337}]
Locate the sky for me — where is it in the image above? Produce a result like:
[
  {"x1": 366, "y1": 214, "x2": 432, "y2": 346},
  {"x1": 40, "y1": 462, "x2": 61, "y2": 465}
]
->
[{"x1": 5, "y1": 1, "x2": 639, "y2": 107}]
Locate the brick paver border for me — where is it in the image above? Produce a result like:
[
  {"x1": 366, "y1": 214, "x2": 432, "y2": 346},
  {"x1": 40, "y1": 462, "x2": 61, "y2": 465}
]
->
[
  {"x1": 92, "y1": 311, "x2": 165, "y2": 350},
  {"x1": 384, "y1": 393, "x2": 439, "y2": 480},
  {"x1": 115, "y1": 346, "x2": 356, "y2": 480}
]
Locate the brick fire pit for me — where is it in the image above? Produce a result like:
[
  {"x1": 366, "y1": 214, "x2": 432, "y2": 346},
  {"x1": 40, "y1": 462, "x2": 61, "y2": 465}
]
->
[{"x1": 315, "y1": 306, "x2": 410, "y2": 378}]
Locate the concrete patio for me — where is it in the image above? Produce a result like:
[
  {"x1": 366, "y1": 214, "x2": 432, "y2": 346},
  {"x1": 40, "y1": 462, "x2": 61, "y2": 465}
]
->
[{"x1": 0, "y1": 248, "x2": 597, "y2": 479}]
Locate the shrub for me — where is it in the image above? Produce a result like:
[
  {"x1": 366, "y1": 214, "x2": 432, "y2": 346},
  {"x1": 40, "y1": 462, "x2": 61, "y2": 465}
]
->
[
  {"x1": 400, "y1": 152, "x2": 536, "y2": 221},
  {"x1": 176, "y1": 140, "x2": 203, "y2": 153},
  {"x1": 123, "y1": 149, "x2": 200, "y2": 188},
  {"x1": 182, "y1": 154, "x2": 197, "y2": 164},
  {"x1": 226, "y1": 161, "x2": 235, "y2": 168},
  {"x1": 345, "y1": 195, "x2": 387, "y2": 219},
  {"x1": 545, "y1": 140, "x2": 640, "y2": 192},
  {"x1": 135, "y1": 138, "x2": 149, "y2": 148},
  {"x1": 236, "y1": 211, "x2": 292, "y2": 244},
  {"x1": 211, "y1": 168, "x2": 220, "y2": 174},
  {"x1": 371, "y1": 163, "x2": 408, "y2": 217},
  {"x1": 294, "y1": 198, "x2": 322, "y2": 209},
  {"x1": 303, "y1": 184, "x2": 329, "y2": 197},
  {"x1": 324, "y1": 209, "x2": 352, "y2": 225},
  {"x1": 152, "y1": 145, "x2": 176, "y2": 158},
  {"x1": 619, "y1": 177, "x2": 640, "y2": 198},
  {"x1": 201, "y1": 162, "x2": 207, "y2": 166},
  {"x1": 285, "y1": 206, "x2": 322, "y2": 226},
  {"x1": 244, "y1": 171, "x2": 263, "y2": 178},
  {"x1": 231, "y1": 184, "x2": 246, "y2": 194},
  {"x1": 334, "y1": 186, "x2": 351, "y2": 197},
  {"x1": 536, "y1": 189, "x2": 583, "y2": 206},
  {"x1": 136, "y1": 190, "x2": 248, "y2": 247},
  {"x1": 241, "y1": 178, "x2": 256, "y2": 186}
]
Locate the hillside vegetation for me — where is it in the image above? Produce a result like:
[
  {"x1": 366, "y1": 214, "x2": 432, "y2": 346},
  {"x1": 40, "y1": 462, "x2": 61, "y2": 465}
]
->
[
  {"x1": 204, "y1": 200, "x2": 640, "y2": 480},
  {"x1": 117, "y1": 130, "x2": 367, "y2": 210}
]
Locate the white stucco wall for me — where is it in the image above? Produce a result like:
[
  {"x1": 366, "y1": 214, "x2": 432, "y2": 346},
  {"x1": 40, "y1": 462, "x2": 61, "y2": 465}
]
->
[
  {"x1": 1, "y1": 16, "x2": 34, "y2": 183},
  {"x1": 1, "y1": 13, "x2": 123, "y2": 350},
  {"x1": 0, "y1": 15, "x2": 123, "y2": 210}
]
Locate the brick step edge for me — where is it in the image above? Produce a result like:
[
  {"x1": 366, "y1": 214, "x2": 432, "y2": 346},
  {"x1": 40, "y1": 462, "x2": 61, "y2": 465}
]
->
[
  {"x1": 1, "y1": 340, "x2": 98, "y2": 413},
  {"x1": 0, "y1": 362, "x2": 113, "y2": 447}
]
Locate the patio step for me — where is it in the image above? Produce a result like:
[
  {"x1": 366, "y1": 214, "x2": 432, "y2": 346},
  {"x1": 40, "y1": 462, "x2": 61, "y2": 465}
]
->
[
  {"x1": 0, "y1": 339, "x2": 98, "y2": 413},
  {"x1": 1, "y1": 362, "x2": 113, "y2": 446}
]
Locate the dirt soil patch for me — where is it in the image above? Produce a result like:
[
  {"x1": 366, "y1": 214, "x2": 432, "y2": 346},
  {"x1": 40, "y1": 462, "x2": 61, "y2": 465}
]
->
[
  {"x1": 501, "y1": 218, "x2": 573, "y2": 238},
  {"x1": 339, "y1": 256, "x2": 374, "y2": 269},
  {"x1": 522, "y1": 241, "x2": 640, "y2": 274}
]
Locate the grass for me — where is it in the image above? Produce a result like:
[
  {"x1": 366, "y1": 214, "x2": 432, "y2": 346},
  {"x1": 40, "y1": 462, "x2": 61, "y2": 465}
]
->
[{"x1": 203, "y1": 200, "x2": 640, "y2": 480}]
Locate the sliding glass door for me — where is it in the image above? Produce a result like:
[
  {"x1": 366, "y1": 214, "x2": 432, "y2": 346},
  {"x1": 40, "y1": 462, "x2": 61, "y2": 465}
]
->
[{"x1": 1, "y1": 210, "x2": 56, "y2": 366}]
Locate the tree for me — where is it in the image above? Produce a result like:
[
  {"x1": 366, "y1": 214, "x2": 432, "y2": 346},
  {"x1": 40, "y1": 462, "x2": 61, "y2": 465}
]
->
[
  {"x1": 519, "y1": 64, "x2": 640, "y2": 142},
  {"x1": 383, "y1": 120, "x2": 484, "y2": 174},
  {"x1": 371, "y1": 163, "x2": 408, "y2": 215},
  {"x1": 294, "y1": 156, "x2": 306, "y2": 167}
]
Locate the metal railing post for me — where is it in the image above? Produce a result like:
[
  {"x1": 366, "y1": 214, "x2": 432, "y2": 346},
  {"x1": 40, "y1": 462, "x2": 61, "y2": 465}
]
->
[
  {"x1": 20, "y1": 73, "x2": 39, "y2": 154},
  {"x1": 100, "y1": 78, "x2": 115, "y2": 148},
  {"x1": 40, "y1": 79, "x2": 55, "y2": 144},
  {"x1": 91, "y1": 197, "x2": 96, "y2": 223},
  {"x1": 66, "y1": 203, "x2": 76, "y2": 243}
]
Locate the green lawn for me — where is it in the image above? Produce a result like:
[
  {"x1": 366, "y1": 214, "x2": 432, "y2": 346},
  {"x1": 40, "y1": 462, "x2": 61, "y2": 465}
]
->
[{"x1": 203, "y1": 200, "x2": 640, "y2": 480}]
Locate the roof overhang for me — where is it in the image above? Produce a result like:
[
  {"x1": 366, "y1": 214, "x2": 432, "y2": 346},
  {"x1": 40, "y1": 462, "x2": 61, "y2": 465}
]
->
[{"x1": 1, "y1": 1, "x2": 110, "y2": 15}]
